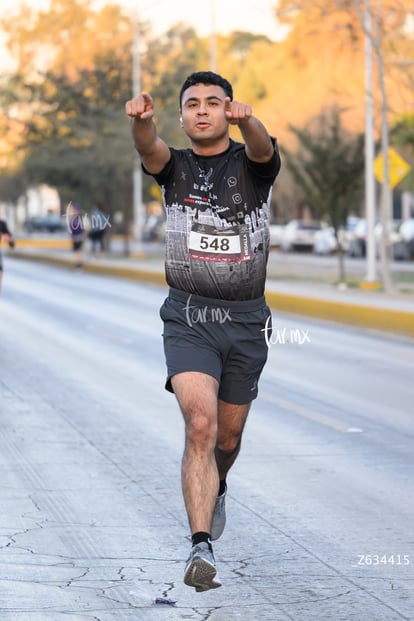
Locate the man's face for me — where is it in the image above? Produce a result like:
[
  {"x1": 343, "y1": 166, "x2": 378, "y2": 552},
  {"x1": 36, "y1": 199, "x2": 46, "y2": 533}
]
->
[{"x1": 180, "y1": 83, "x2": 229, "y2": 143}]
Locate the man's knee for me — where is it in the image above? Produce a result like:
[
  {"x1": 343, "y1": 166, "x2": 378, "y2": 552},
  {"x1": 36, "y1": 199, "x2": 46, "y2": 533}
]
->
[
  {"x1": 216, "y1": 434, "x2": 242, "y2": 455},
  {"x1": 185, "y1": 412, "x2": 217, "y2": 447}
]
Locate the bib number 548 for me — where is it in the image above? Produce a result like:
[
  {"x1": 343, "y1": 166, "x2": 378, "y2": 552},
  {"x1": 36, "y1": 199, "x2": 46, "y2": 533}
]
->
[{"x1": 199, "y1": 236, "x2": 230, "y2": 252}]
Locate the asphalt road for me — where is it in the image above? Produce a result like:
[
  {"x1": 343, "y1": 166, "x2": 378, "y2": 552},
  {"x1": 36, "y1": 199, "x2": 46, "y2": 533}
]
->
[{"x1": 0, "y1": 259, "x2": 413, "y2": 621}]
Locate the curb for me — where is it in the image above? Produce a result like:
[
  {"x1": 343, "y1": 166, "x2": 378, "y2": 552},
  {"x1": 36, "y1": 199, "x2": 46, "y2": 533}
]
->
[
  {"x1": 10, "y1": 250, "x2": 167, "y2": 287},
  {"x1": 15, "y1": 239, "x2": 71, "y2": 249},
  {"x1": 265, "y1": 290, "x2": 414, "y2": 338},
  {"x1": 9, "y1": 250, "x2": 414, "y2": 338},
  {"x1": 83, "y1": 260, "x2": 166, "y2": 286}
]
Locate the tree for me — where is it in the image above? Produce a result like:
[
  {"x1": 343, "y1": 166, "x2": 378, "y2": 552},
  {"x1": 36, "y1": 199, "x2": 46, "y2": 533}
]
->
[
  {"x1": 0, "y1": 59, "x2": 134, "y2": 226},
  {"x1": 0, "y1": 102, "x2": 27, "y2": 203},
  {"x1": 0, "y1": 11, "x2": 210, "y2": 228},
  {"x1": 1, "y1": 0, "x2": 132, "y2": 79},
  {"x1": 2, "y1": 0, "x2": 413, "y2": 246},
  {"x1": 141, "y1": 23, "x2": 209, "y2": 148},
  {"x1": 274, "y1": 0, "x2": 414, "y2": 291},
  {"x1": 392, "y1": 114, "x2": 414, "y2": 150},
  {"x1": 0, "y1": 0, "x2": 135, "y2": 233},
  {"x1": 390, "y1": 114, "x2": 414, "y2": 192},
  {"x1": 282, "y1": 107, "x2": 365, "y2": 284},
  {"x1": 270, "y1": 0, "x2": 414, "y2": 139}
]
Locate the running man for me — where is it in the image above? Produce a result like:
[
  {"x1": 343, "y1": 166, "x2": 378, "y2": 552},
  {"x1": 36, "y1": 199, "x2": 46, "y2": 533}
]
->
[
  {"x1": 126, "y1": 71, "x2": 281, "y2": 592},
  {"x1": 0, "y1": 218, "x2": 15, "y2": 291}
]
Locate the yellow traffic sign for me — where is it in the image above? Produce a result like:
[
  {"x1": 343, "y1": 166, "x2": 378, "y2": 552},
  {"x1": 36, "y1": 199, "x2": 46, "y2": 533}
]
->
[{"x1": 374, "y1": 147, "x2": 411, "y2": 189}]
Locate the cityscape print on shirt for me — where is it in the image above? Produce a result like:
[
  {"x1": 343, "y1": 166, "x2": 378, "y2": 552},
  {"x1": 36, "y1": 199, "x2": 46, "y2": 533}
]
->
[{"x1": 153, "y1": 140, "x2": 279, "y2": 300}]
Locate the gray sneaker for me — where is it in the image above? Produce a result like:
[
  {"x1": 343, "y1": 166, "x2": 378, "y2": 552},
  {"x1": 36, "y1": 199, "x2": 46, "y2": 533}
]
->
[
  {"x1": 211, "y1": 488, "x2": 227, "y2": 540},
  {"x1": 184, "y1": 542, "x2": 222, "y2": 592}
]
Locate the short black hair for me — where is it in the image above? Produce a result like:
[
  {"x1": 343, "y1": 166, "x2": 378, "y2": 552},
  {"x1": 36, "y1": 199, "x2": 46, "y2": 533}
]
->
[{"x1": 179, "y1": 71, "x2": 233, "y2": 108}]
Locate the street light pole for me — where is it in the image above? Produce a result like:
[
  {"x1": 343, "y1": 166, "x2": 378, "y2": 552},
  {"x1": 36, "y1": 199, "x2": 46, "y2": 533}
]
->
[
  {"x1": 210, "y1": 0, "x2": 217, "y2": 71},
  {"x1": 132, "y1": 9, "x2": 144, "y2": 246},
  {"x1": 363, "y1": 0, "x2": 379, "y2": 287}
]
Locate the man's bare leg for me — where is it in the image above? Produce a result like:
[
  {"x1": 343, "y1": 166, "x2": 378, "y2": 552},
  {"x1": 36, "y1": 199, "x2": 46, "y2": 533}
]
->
[
  {"x1": 171, "y1": 371, "x2": 220, "y2": 535},
  {"x1": 207, "y1": 399, "x2": 251, "y2": 540},
  {"x1": 215, "y1": 399, "x2": 251, "y2": 483}
]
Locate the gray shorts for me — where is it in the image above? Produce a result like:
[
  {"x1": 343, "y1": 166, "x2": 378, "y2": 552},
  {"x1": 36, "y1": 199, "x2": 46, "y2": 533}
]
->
[{"x1": 159, "y1": 287, "x2": 272, "y2": 405}]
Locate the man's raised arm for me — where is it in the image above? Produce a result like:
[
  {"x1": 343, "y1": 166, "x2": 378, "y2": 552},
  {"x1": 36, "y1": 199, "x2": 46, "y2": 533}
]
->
[
  {"x1": 125, "y1": 92, "x2": 171, "y2": 174},
  {"x1": 224, "y1": 97, "x2": 276, "y2": 164}
]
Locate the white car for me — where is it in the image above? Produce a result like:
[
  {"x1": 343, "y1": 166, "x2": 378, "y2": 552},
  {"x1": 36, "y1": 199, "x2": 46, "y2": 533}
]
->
[
  {"x1": 314, "y1": 217, "x2": 361, "y2": 255},
  {"x1": 374, "y1": 221, "x2": 403, "y2": 258},
  {"x1": 280, "y1": 220, "x2": 322, "y2": 252},
  {"x1": 347, "y1": 218, "x2": 368, "y2": 257},
  {"x1": 268, "y1": 223, "x2": 285, "y2": 248},
  {"x1": 393, "y1": 219, "x2": 414, "y2": 260},
  {"x1": 313, "y1": 227, "x2": 337, "y2": 255}
]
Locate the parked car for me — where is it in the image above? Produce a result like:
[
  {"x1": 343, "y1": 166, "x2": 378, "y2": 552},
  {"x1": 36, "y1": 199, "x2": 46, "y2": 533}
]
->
[
  {"x1": 268, "y1": 222, "x2": 285, "y2": 248},
  {"x1": 313, "y1": 227, "x2": 337, "y2": 255},
  {"x1": 24, "y1": 214, "x2": 67, "y2": 234},
  {"x1": 393, "y1": 219, "x2": 414, "y2": 260},
  {"x1": 280, "y1": 219, "x2": 322, "y2": 252},
  {"x1": 348, "y1": 219, "x2": 406, "y2": 259},
  {"x1": 347, "y1": 218, "x2": 368, "y2": 257},
  {"x1": 313, "y1": 217, "x2": 361, "y2": 255},
  {"x1": 374, "y1": 220, "x2": 402, "y2": 259}
]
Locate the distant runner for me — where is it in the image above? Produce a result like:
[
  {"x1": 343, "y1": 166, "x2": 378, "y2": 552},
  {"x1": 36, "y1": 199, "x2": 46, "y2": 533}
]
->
[{"x1": 0, "y1": 218, "x2": 15, "y2": 291}]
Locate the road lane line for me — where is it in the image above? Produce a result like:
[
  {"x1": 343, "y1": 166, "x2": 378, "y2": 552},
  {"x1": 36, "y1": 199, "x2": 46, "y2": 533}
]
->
[{"x1": 260, "y1": 391, "x2": 363, "y2": 433}]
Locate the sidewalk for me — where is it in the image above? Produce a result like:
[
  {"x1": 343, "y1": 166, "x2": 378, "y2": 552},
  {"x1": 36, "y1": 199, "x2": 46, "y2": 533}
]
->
[{"x1": 8, "y1": 244, "x2": 414, "y2": 338}]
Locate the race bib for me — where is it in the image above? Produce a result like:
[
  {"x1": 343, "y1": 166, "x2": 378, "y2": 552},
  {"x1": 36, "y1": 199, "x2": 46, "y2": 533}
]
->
[{"x1": 188, "y1": 223, "x2": 251, "y2": 263}]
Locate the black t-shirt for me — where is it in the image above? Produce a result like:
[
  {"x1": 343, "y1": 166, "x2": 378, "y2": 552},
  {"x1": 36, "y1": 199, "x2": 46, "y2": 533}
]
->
[{"x1": 146, "y1": 138, "x2": 281, "y2": 300}]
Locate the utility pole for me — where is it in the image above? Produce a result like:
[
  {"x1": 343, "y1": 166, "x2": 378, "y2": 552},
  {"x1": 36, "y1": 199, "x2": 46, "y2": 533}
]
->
[
  {"x1": 210, "y1": 0, "x2": 217, "y2": 71},
  {"x1": 132, "y1": 8, "x2": 144, "y2": 246},
  {"x1": 363, "y1": 0, "x2": 379, "y2": 288},
  {"x1": 374, "y1": 6, "x2": 394, "y2": 293}
]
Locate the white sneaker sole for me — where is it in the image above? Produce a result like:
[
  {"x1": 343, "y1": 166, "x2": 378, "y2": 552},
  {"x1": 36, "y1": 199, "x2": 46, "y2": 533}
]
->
[{"x1": 184, "y1": 556, "x2": 222, "y2": 592}]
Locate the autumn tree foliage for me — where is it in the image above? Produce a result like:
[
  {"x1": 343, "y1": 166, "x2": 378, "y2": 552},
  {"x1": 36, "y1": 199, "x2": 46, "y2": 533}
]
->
[
  {"x1": 0, "y1": 0, "x2": 413, "y2": 220},
  {"x1": 247, "y1": 0, "x2": 414, "y2": 141},
  {"x1": 1, "y1": 0, "x2": 138, "y2": 226}
]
